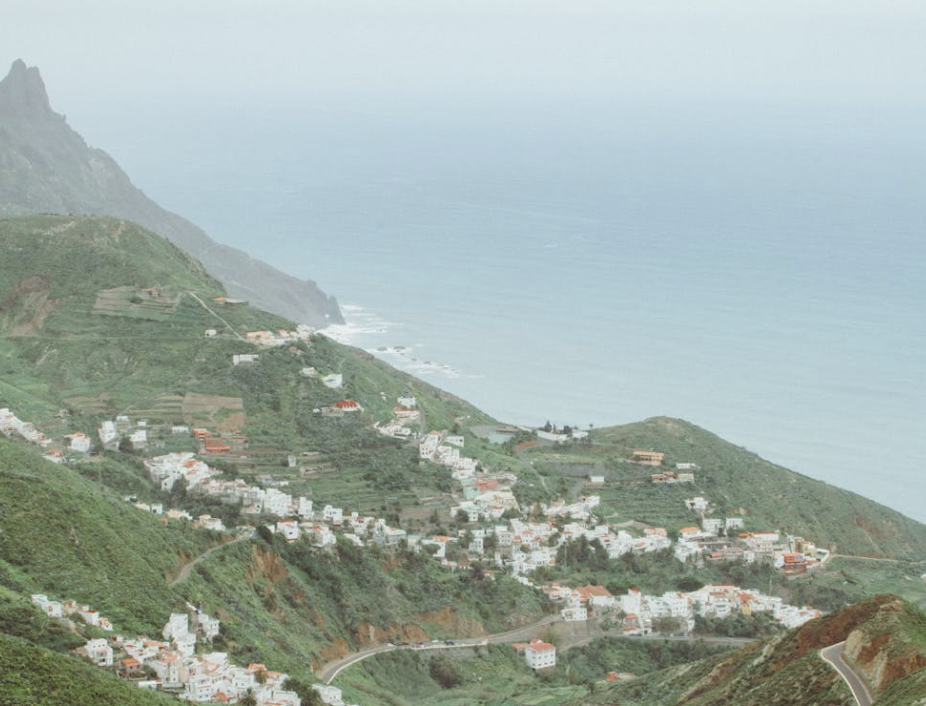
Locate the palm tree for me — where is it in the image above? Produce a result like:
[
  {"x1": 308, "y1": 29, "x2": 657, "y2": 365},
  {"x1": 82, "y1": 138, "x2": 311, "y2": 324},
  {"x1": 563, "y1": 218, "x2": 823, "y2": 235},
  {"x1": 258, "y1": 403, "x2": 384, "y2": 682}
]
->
[{"x1": 239, "y1": 688, "x2": 258, "y2": 706}]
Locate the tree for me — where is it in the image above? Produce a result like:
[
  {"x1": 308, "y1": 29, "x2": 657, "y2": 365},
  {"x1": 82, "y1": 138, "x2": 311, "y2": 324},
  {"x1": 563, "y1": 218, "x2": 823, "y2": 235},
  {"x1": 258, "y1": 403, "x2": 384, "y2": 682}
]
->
[
  {"x1": 239, "y1": 688, "x2": 258, "y2": 706},
  {"x1": 256, "y1": 525, "x2": 275, "y2": 546},
  {"x1": 429, "y1": 656, "x2": 462, "y2": 689}
]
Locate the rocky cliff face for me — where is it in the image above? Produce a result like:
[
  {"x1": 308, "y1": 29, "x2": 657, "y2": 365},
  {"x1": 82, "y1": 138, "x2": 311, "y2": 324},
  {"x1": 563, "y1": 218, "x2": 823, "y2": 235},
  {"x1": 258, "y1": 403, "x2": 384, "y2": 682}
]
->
[
  {"x1": 842, "y1": 596, "x2": 926, "y2": 693},
  {"x1": 0, "y1": 59, "x2": 343, "y2": 327}
]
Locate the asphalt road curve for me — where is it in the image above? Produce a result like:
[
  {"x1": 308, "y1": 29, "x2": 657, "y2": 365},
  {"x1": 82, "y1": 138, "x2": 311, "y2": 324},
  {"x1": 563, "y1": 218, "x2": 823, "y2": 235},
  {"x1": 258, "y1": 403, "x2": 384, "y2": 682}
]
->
[{"x1": 820, "y1": 641, "x2": 874, "y2": 706}]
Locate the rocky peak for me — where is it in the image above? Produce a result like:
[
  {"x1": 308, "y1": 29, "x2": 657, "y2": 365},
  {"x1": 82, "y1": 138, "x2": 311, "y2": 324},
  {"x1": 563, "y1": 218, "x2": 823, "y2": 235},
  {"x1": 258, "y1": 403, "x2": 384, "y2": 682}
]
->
[{"x1": 0, "y1": 59, "x2": 56, "y2": 120}]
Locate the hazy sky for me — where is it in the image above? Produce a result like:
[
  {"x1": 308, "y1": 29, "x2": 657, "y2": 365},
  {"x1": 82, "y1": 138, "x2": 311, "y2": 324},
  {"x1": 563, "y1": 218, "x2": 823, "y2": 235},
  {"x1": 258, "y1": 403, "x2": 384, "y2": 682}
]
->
[{"x1": 5, "y1": 0, "x2": 926, "y2": 143}]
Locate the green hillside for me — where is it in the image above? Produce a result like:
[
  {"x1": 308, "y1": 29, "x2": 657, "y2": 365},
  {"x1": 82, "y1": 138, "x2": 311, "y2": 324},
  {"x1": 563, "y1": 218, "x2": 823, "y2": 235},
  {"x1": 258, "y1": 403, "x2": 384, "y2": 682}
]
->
[
  {"x1": 0, "y1": 59, "x2": 342, "y2": 327},
  {"x1": 0, "y1": 632, "x2": 174, "y2": 706},
  {"x1": 1, "y1": 213, "x2": 925, "y2": 702},
  {"x1": 567, "y1": 595, "x2": 926, "y2": 706},
  {"x1": 527, "y1": 416, "x2": 926, "y2": 560},
  {"x1": 0, "y1": 438, "x2": 210, "y2": 632}
]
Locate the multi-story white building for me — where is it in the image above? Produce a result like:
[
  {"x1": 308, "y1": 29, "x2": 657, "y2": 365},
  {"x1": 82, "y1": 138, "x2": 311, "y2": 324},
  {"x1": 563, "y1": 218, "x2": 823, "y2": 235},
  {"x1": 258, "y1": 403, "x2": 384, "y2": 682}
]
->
[{"x1": 524, "y1": 640, "x2": 557, "y2": 669}]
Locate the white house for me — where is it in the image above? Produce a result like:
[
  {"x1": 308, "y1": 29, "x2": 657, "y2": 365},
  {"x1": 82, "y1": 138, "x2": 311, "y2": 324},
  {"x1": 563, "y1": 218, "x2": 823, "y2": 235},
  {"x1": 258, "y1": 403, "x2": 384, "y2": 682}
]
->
[
  {"x1": 322, "y1": 505, "x2": 343, "y2": 525},
  {"x1": 98, "y1": 420, "x2": 118, "y2": 445},
  {"x1": 297, "y1": 496, "x2": 314, "y2": 520},
  {"x1": 163, "y1": 613, "x2": 190, "y2": 643},
  {"x1": 313, "y1": 684, "x2": 345, "y2": 706},
  {"x1": 30, "y1": 594, "x2": 63, "y2": 618},
  {"x1": 685, "y1": 496, "x2": 710, "y2": 512},
  {"x1": 68, "y1": 433, "x2": 92, "y2": 453},
  {"x1": 83, "y1": 638, "x2": 113, "y2": 667},
  {"x1": 78, "y1": 606, "x2": 101, "y2": 627},
  {"x1": 523, "y1": 639, "x2": 557, "y2": 669},
  {"x1": 232, "y1": 353, "x2": 260, "y2": 366},
  {"x1": 321, "y1": 373, "x2": 343, "y2": 389},
  {"x1": 129, "y1": 429, "x2": 148, "y2": 449},
  {"x1": 276, "y1": 519, "x2": 301, "y2": 542}
]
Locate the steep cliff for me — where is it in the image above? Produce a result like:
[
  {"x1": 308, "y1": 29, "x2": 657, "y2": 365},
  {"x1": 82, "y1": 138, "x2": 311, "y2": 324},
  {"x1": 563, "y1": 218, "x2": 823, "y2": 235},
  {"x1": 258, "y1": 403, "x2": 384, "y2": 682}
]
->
[{"x1": 0, "y1": 59, "x2": 343, "y2": 327}]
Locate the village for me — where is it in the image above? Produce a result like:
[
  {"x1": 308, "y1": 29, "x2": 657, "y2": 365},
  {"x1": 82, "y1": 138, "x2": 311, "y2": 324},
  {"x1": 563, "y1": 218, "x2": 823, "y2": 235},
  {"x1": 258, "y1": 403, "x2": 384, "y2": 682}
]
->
[{"x1": 0, "y1": 336, "x2": 831, "y2": 704}]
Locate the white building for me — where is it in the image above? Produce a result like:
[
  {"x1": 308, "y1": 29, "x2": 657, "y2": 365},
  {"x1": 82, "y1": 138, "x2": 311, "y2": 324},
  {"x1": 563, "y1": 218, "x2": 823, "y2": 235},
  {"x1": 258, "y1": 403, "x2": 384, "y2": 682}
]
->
[
  {"x1": 313, "y1": 684, "x2": 345, "y2": 706},
  {"x1": 68, "y1": 433, "x2": 92, "y2": 453},
  {"x1": 30, "y1": 594, "x2": 62, "y2": 618},
  {"x1": 524, "y1": 640, "x2": 557, "y2": 669},
  {"x1": 232, "y1": 353, "x2": 260, "y2": 366},
  {"x1": 83, "y1": 638, "x2": 113, "y2": 667},
  {"x1": 321, "y1": 373, "x2": 343, "y2": 389},
  {"x1": 98, "y1": 420, "x2": 118, "y2": 445},
  {"x1": 686, "y1": 496, "x2": 710, "y2": 512}
]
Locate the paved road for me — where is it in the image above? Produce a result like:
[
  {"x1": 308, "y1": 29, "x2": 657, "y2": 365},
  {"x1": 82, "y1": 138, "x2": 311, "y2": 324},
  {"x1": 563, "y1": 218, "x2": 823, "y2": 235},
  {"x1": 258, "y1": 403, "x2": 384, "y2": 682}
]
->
[
  {"x1": 318, "y1": 614, "x2": 756, "y2": 685},
  {"x1": 169, "y1": 532, "x2": 252, "y2": 588},
  {"x1": 318, "y1": 615, "x2": 559, "y2": 683},
  {"x1": 820, "y1": 641, "x2": 874, "y2": 706}
]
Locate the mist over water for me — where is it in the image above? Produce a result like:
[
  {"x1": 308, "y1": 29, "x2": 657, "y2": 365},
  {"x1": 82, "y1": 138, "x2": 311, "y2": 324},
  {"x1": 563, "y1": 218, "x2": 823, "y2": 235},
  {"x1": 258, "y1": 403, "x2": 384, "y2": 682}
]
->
[{"x1": 116, "y1": 107, "x2": 926, "y2": 524}]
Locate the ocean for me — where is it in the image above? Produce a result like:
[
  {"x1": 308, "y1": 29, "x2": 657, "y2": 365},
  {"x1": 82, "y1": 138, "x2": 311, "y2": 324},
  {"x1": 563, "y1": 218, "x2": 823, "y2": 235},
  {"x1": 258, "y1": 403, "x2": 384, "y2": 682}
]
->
[{"x1": 111, "y1": 109, "x2": 926, "y2": 524}]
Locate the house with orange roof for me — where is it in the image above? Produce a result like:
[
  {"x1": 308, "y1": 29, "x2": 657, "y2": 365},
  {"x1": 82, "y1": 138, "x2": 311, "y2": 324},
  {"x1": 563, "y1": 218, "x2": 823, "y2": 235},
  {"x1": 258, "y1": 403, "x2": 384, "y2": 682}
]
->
[
  {"x1": 574, "y1": 584, "x2": 616, "y2": 608},
  {"x1": 630, "y1": 450, "x2": 665, "y2": 466},
  {"x1": 523, "y1": 638, "x2": 557, "y2": 670}
]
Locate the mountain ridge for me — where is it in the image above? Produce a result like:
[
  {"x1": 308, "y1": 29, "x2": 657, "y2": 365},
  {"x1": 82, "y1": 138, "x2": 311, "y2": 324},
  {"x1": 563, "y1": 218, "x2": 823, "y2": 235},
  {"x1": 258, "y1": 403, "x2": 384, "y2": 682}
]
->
[{"x1": 0, "y1": 59, "x2": 343, "y2": 328}]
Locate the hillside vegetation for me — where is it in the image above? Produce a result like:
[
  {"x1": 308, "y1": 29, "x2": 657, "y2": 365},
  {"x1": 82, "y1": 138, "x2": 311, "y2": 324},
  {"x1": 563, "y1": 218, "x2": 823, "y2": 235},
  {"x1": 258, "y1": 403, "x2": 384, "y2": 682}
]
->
[
  {"x1": 1, "y1": 214, "x2": 925, "y2": 703},
  {"x1": 528, "y1": 416, "x2": 926, "y2": 560},
  {"x1": 0, "y1": 632, "x2": 175, "y2": 706},
  {"x1": 568, "y1": 595, "x2": 926, "y2": 706},
  {"x1": 0, "y1": 59, "x2": 341, "y2": 326}
]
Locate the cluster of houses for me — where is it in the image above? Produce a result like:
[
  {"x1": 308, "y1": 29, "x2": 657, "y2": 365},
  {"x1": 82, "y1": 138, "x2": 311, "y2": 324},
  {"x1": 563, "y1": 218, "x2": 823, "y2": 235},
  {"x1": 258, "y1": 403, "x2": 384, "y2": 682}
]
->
[
  {"x1": 1, "y1": 407, "x2": 52, "y2": 448},
  {"x1": 30, "y1": 594, "x2": 114, "y2": 631},
  {"x1": 419, "y1": 430, "x2": 479, "y2": 476},
  {"x1": 144, "y1": 452, "x2": 313, "y2": 520},
  {"x1": 674, "y1": 497, "x2": 827, "y2": 574},
  {"x1": 536, "y1": 582, "x2": 820, "y2": 633},
  {"x1": 1, "y1": 406, "x2": 99, "y2": 464},
  {"x1": 98, "y1": 415, "x2": 149, "y2": 450},
  {"x1": 74, "y1": 606, "x2": 301, "y2": 705},
  {"x1": 243, "y1": 326, "x2": 315, "y2": 348},
  {"x1": 375, "y1": 396, "x2": 420, "y2": 439},
  {"x1": 451, "y1": 471, "x2": 520, "y2": 522}
]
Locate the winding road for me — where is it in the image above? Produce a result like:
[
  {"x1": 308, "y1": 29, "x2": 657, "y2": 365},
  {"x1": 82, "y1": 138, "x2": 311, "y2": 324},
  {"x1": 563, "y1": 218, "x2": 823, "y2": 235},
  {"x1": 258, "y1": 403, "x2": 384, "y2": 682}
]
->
[
  {"x1": 318, "y1": 615, "x2": 558, "y2": 683},
  {"x1": 317, "y1": 614, "x2": 758, "y2": 684},
  {"x1": 820, "y1": 641, "x2": 874, "y2": 706}
]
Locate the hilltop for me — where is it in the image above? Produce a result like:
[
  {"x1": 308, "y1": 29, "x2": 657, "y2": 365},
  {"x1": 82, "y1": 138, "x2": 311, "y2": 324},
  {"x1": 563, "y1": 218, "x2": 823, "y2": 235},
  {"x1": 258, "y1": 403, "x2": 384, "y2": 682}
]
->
[{"x1": 0, "y1": 59, "x2": 342, "y2": 327}]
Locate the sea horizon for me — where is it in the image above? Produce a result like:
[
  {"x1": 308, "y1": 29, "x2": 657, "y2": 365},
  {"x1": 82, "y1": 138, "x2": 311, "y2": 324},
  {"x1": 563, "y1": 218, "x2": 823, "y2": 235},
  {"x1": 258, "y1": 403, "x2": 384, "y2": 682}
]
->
[{"x1": 83, "y1": 108, "x2": 926, "y2": 525}]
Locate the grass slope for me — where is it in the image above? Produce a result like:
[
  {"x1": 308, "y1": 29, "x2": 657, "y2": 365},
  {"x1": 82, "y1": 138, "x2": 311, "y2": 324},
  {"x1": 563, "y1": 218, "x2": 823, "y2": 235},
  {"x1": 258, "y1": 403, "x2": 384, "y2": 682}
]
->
[
  {"x1": 567, "y1": 595, "x2": 926, "y2": 706},
  {"x1": 0, "y1": 439, "x2": 210, "y2": 633},
  {"x1": 0, "y1": 631, "x2": 174, "y2": 706},
  {"x1": 530, "y1": 416, "x2": 926, "y2": 560}
]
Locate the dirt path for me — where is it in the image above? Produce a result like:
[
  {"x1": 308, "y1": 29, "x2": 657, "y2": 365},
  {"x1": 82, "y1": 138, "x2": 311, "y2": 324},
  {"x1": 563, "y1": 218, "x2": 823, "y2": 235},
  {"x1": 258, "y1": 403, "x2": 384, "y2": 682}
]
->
[
  {"x1": 185, "y1": 291, "x2": 247, "y2": 341},
  {"x1": 169, "y1": 532, "x2": 252, "y2": 589}
]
